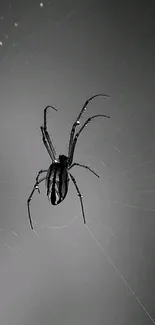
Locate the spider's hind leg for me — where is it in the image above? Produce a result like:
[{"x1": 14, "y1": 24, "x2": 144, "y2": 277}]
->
[
  {"x1": 27, "y1": 175, "x2": 46, "y2": 230},
  {"x1": 69, "y1": 172, "x2": 86, "y2": 224}
]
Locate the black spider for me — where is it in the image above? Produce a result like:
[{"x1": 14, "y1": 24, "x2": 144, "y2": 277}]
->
[{"x1": 27, "y1": 94, "x2": 110, "y2": 229}]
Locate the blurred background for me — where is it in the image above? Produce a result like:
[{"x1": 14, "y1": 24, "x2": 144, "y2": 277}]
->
[{"x1": 0, "y1": 1, "x2": 155, "y2": 324}]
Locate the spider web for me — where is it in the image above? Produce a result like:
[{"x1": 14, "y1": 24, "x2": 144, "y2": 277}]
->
[
  {"x1": 1, "y1": 207, "x2": 155, "y2": 324},
  {"x1": 0, "y1": 111, "x2": 155, "y2": 323},
  {"x1": 85, "y1": 225, "x2": 155, "y2": 324},
  {"x1": 1, "y1": 144, "x2": 155, "y2": 324},
  {"x1": 0, "y1": 2, "x2": 155, "y2": 323},
  {"x1": 1, "y1": 112, "x2": 155, "y2": 323}
]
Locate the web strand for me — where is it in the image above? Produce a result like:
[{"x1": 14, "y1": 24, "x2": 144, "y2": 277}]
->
[{"x1": 85, "y1": 225, "x2": 155, "y2": 325}]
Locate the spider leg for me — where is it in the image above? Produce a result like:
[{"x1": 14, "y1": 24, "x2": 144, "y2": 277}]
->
[
  {"x1": 40, "y1": 106, "x2": 57, "y2": 161},
  {"x1": 68, "y1": 114, "x2": 110, "y2": 165},
  {"x1": 40, "y1": 126, "x2": 55, "y2": 161},
  {"x1": 44, "y1": 105, "x2": 57, "y2": 128},
  {"x1": 68, "y1": 163, "x2": 100, "y2": 178},
  {"x1": 69, "y1": 172, "x2": 86, "y2": 224},
  {"x1": 68, "y1": 94, "x2": 109, "y2": 158},
  {"x1": 36, "y1": 169, "x2": 48, "y2": 193},
  {"x1": 27, "y1": 176, "x2": 46, "y2": 230}
]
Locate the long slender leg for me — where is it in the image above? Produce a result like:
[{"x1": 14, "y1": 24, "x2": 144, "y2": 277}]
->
[
  {"x1": 68, "y1": 94, "x2": 109, "y2": 158},
  {"x1": 40, "y1": 126, "x2": 55, "y2": 161},
  {"x1": 69, "y1": 172, "x2": 86, "y2": 224},
  {"x1": 44, "y1": 106, "x2": 57, "y2": 129},
  {"x1": 68, "y1": 113, "x2": 110, "y2": 165},
  {"x1": 68, "y1": 163, "x2": 100, "y2": 178},
  {"x1": 27, "y1": 176, "x2": 46, "y2": 230},
  {"x1": 41, "y1": 106, "x2": 57, "y2": 161},
  {"x1": 35, "y1": 169, "x2": 48, "y2": 193}
]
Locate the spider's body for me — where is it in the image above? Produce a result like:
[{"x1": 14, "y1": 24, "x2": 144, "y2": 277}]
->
[{"x1": 27, "y1": 95, "x2": 110, "y2": 230}]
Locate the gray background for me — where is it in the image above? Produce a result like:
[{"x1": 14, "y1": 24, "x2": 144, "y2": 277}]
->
[{"x1": 0, "y1": 1, "x2": 155, "y2": 324}]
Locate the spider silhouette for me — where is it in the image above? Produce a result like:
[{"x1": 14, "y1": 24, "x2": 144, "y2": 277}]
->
[{"x1": 27, "y1": 94, "x2": 110, "y2": 229}]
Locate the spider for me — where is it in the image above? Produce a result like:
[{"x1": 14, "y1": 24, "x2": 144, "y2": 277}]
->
[{"x1": 27, "y1": 94, "x2": 110, "y2": 230}]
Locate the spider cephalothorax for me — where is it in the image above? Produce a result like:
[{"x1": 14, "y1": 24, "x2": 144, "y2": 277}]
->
[
  {"x1": 27, "y1": 95, "x2": 110, "y2": 230},
  {"x1": 58, "y1": 154, "x2": 69, "y2": 167}
]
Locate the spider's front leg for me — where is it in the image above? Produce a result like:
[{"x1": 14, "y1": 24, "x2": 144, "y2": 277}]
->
[
  {"x1": 40, "y1": 106, "x2": 57, "y2": 161},
  {"x1": 68, "y1": 94, "x2": 109, "y2": 159}
]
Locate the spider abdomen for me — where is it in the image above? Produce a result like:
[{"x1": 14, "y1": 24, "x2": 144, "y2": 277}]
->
[{"x1": 46, "y1": 162, "x2": 69, "y2": 205}]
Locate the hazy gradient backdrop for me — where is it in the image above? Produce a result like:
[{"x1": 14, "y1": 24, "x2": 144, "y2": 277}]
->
[{"x1": 0, "y1": 1, "x2": 155, "y2": 324}]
